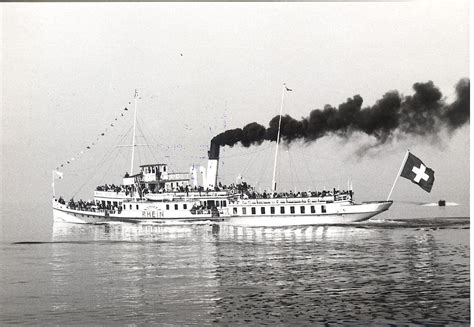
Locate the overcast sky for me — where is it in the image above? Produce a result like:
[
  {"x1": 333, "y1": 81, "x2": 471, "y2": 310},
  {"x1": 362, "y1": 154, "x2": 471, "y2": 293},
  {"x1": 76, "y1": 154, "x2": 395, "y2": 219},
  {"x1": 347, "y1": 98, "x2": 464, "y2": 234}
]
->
[{"x1": 1, "y1": 1, "x2": 470, "y2": 234}]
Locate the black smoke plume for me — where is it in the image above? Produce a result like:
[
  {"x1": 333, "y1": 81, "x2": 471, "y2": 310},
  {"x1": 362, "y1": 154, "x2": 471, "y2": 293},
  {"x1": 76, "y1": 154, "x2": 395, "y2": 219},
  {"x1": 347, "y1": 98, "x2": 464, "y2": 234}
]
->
[{"x1": 211, "y1": 79, "x2": 470, "y2": 148}]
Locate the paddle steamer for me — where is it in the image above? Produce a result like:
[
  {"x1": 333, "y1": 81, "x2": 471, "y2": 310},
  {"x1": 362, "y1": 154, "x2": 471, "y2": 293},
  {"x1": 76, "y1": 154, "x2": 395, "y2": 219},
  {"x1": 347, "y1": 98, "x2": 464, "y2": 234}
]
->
[{"x1": 52, "y1": 91, "x2": 392, "y2": 226}]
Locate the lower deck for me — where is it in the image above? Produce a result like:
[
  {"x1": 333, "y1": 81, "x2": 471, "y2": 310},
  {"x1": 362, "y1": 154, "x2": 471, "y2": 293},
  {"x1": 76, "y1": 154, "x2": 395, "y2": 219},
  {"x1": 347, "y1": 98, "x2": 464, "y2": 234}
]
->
[{"x1": 53, "y1": 198, "x2": 392, "y2": 226}]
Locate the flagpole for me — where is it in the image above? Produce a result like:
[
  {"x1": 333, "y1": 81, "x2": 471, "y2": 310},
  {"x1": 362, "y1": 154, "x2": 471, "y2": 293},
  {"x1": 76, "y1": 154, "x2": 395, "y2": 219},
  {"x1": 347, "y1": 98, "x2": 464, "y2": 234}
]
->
[
  {"x1": 130, "y1": 89, "x2": 138, "y2": 174},
  {"x1": 52, "y1": 170, "x2": 56, "y2": 198},
  {"x1": 271, "y1": 84, "x2": 286, "y2": 192},
  {"x1": 386, "y1": 150, "x2": 410, "y2": 201}
]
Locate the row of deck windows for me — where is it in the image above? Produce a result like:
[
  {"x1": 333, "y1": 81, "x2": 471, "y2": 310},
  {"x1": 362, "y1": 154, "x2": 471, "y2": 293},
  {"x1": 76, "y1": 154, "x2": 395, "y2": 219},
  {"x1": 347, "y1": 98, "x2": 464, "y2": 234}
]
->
[
  {"x1": 122, "y1": 203, "x2": 189, "y2": 210},
  {"x1": 99, "y1": 200, "x2": 120, "y2": 208},
  {"x1": 234, "y1": 205, "x2": 326, "y2": 215},
  {"x1": 165, "y1": 204, "x2": 188, "y2": 210},
  {"x1": 121, "y1": 200, "x2": 228, "y2": 211},
  {"x1": 120, "y1": 202, "x2": 325, "y2": 214},
  {"x1": 201, "y1": 200, "x2": 227, "y2": 208}
]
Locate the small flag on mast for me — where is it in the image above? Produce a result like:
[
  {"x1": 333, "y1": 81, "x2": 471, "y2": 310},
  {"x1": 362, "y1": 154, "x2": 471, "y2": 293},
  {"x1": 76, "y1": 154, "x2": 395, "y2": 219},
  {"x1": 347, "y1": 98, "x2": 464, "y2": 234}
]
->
[
  {"x1": 285, "y1": 84, "x2": 293, "y2": 91},
  {"x1": 53, "y1": 170, "x2": 63, "y2": 179},
  {"x1": 400, "y1": 152, "x2": 435, "y2": 192}
]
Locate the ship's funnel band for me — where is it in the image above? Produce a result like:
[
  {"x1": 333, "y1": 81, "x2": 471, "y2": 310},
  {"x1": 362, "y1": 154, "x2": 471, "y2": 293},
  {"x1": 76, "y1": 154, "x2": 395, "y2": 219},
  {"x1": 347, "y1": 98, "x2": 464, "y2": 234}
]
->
[
  {"x1": 206, "y1": 142, "x2": 220, "y2": 189},
  {"x1": 208, "y1": 142, "x2": 220, "y2": 160}
]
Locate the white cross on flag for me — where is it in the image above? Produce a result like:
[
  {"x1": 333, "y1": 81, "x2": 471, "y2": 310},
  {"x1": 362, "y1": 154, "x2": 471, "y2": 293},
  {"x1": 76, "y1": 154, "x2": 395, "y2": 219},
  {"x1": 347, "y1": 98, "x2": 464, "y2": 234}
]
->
[{"x1": 400, "y1": 152, "x2": 435, "y2": 192}]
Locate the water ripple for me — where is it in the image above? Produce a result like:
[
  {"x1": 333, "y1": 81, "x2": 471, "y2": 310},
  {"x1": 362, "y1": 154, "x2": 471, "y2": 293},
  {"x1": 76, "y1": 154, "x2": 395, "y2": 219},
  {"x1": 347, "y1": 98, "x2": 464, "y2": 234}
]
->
[{"x1": 0, "y1": 220, "x2": 469, "y2": 325}]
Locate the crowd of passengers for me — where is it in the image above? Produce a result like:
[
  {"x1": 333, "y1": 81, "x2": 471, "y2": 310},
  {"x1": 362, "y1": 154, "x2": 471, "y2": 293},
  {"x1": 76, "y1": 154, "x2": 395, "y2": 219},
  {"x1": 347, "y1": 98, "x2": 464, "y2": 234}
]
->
[
  {"x1": 96, "y1": 184, "x2": 134, "y2": 196},
  {"x1": 94, "y1": 179, "x2": 353, "y2": 200},
  {"x1": 213, "y1": 182, "x2": 353, "y2": 200},
  {"x1": 57, "y1": 196, "x2": 122, "y2": 213},
  {"x1": 243, "y1": 189, "x2": 353, "y2": 200}
]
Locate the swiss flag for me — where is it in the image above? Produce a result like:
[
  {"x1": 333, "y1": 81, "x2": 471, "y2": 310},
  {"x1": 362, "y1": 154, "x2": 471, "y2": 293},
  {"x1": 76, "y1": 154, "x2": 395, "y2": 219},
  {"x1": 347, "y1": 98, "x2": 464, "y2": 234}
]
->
[{"x1": 400, "y1": 152, "x2": 435, "y2": 192}]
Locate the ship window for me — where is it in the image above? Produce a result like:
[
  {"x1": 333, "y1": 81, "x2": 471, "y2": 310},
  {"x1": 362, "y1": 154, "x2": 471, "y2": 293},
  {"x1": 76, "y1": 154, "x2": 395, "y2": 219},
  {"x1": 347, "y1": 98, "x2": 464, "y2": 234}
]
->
[
  {"x1": 183, "y1": 204, "x2": 187, "y2": 210},
  {"x1": 123, "y1": 204, "x2": 126, "y2": 210},
  {"x1": 114, "y1": 201, "x2": 118, "y2": 207},
  {"x1": 311, "y1": 206, "x2": 315, "y2": 214},
  {"x1": 242, "y1": 207, "x2": 247, "y2": 215},
  {"x1": 261, "y1": 207, "x2": 265, "y2": 214},
  {"x1": 166, "y1": 204, "x2": 170, "y2": 210},
  {"x1": 164, "y1": 166, "x2": 167, "y2": 172},
  {"x1": 107, "y1": 201, "x2": 111, "y2": 206},
  {"x1": 280, "y1": 206, "x2": 285, "y2": 214},
  {"x1": 102, "y1": 201, "x2": 106, "y2": 206},
  {"x1": 290, "y1": 206, "x2": 295, "y2": 214},
  {"x1": 300, "y1": 206, "x2": 305, "y2": 214},
  {"x1": 136, "y1": 204, "x2": 139, "y2": 210},
  {"x1": 129, "y1": 204, "x2": 132, "y2": 210},
  {"x1": 174, "y1": 204, "x2": 178, "y2": 210},
  {"x1": 251, "y1": 207, "x2": 256, "y2": 215},
  {"x1": 233, "y1": 207, "x2": 237, "y2": 214},
  {"x1": 222, "y1": 201, "x2": 227, "y2": 207},
  {"x1": 270, "y1": 207, "x2": 275, "y2": 214},
  {"x1": 321, "y1": 205, "x2": 326, "y2": 213}
]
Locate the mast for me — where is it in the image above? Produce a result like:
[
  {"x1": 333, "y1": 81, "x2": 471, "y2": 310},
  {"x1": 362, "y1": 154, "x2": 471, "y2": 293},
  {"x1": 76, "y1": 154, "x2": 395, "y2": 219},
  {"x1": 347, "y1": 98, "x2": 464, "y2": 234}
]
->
[
  {"x1": 271, "y1": 84, "x2": 286, "y2": 192},
  {"x1": 52, "y1": 170, "x2": 56, "y2": 198},
  {"x1": 130, "y1": 89, "x2": 139, "y2": 174}
]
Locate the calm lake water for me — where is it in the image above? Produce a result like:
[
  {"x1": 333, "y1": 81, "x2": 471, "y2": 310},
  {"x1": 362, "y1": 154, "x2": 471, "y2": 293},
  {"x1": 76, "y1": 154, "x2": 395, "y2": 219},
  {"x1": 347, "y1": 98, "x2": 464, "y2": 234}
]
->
[{"x1": 0, "y1": 217, "x2": 469, "y2": 325}]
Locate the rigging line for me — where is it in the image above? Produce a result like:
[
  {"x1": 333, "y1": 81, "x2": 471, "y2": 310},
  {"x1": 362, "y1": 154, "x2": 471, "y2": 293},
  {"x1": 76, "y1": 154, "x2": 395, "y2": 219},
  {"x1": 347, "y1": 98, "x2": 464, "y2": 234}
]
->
[
  {"x1": 67, "y1": 111, "x2": 134, "y2": 198},
  {"x1": 277, "y1": 150, "x2": 281, "y2": 191},
  {"x1": 69, "y1": 125, "x2": 133, "y2": 197},
  {"x1": 301, "y1": 150, "x2": 317, "y2": 191},
  {"x1": 136, "y1": 116, "x2": 159, "y2": 162},
  {"x1": 289, "y1": 150, "x2": 303, "y2": 190},
  {"x1": 96, "y1": 146, "x2": 126, "y2": 187},
  {"x1": 71, "y1": 146, "x2": 120, "y2": 198},
  {"x1": 60, "y1": 105, "x2": 131, "y2": 169},
  {"x1": 256, "y1": 143, "x2": 272, "y2": 190},
  {"x1": 287, "y1": 150, "x2": 295, "y2": 191},
  {"x1": 66, "y1": 125, "x2": 133, "y2": 174},
  {"x1": 114, "y1": 146, "x2": 129, "y2": 165},
  {"x1": 136, "y1": 136, "x2": 145, "y2": 167},
  {"x1": 136, "y1": 120, "x2": 159, "y2": 164},
  {"x1": 240, "y1": 146, "x2": 260, "y2": 179},
  {"x1": 239, "y1": 152, "x2": 254, "y2": 177}
]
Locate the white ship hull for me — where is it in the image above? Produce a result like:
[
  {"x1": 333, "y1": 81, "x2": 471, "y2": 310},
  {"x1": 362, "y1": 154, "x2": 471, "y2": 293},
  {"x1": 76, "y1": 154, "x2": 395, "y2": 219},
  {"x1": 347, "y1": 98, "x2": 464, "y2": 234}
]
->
[
  {"x1": 224, "y1": 204, "x2": 391, "y2": 226},
  {"x1": 52, "y1": 201, "x2": 222, "y2": 225},
  {"x1": 52, "y1": 208, "x2": 221, "y2": 225},
  {"x1": 53, "y1": 199, "x2": 391, "y2": 226},
  {"x1": 51, "y1": 92, "x2": 399, "y2": 229}
]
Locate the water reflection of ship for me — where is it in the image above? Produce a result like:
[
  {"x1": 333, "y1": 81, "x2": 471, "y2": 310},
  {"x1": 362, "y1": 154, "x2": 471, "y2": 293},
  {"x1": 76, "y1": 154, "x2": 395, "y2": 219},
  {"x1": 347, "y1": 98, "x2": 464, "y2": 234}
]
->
[
  {"x1": 52, "y1": 222, "x2": 377, "y2": 243},
  {"x1": 50, "y1": 222, "x2": 222, "y2": 324},
  {"x1": 50, "y1": 223, "x2": 466, "y2": 323}
]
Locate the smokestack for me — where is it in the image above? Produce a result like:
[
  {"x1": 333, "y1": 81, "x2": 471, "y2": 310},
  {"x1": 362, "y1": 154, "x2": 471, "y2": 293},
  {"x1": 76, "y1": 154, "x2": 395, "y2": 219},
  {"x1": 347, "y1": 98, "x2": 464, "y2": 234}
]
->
[
  {"x1": 206, "y1": 141, "x2": 220, "y2": 189},
  {"x1": 208, "y1": 141, "x2": 220, "y2": 160}
]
